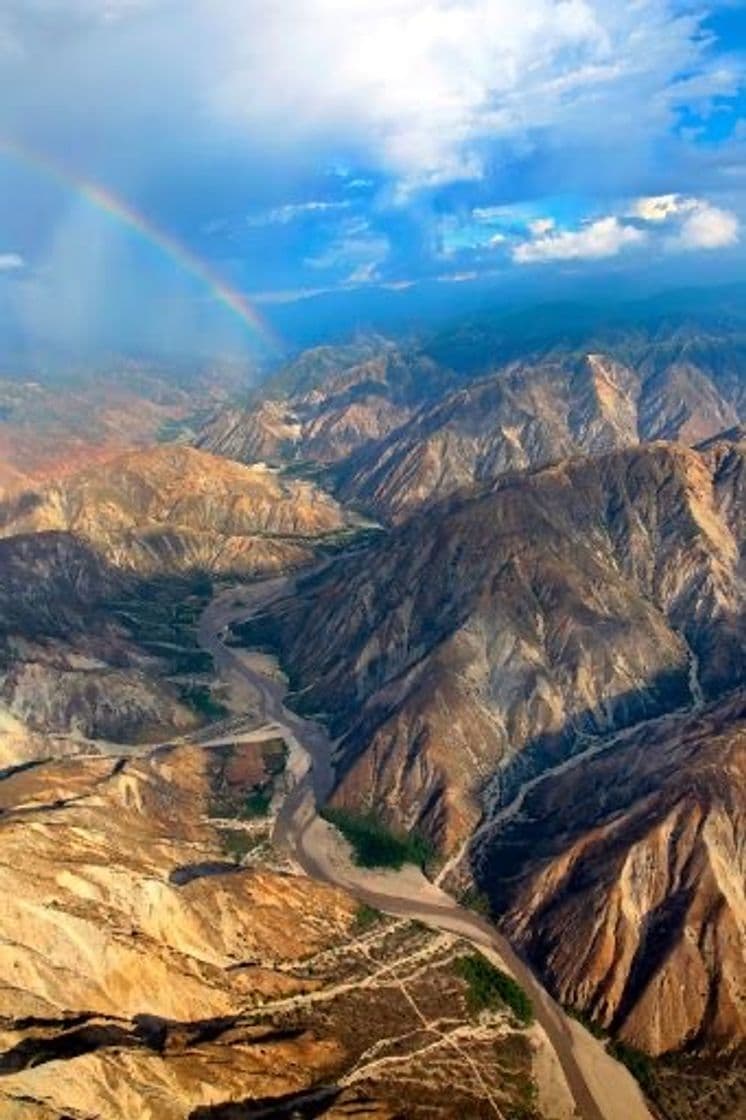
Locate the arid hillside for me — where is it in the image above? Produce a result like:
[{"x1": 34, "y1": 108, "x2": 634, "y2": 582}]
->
[
  {"x1": 0, "y1": 444, "x2": 351, "y2": 577},
  {"x1": 0, "y1": 734, "x2": 557, "y2": 1120},
  {"x1": 197, "y1": 327, "x2": 745, "y2": 524},
  {"x1": 481, "y1": 692, "x2": 745, "y2": 1057},
  {"x1": 338, "y1": 348, "x2": 744, "y2": 521},
  {"x1": 233, "y1": 438, "x2": 745, "y2": 1058}
]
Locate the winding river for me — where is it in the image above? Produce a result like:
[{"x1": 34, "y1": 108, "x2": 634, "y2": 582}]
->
[{"x1": 198, "y1": 575, "x2": 653, "y2": 1120}]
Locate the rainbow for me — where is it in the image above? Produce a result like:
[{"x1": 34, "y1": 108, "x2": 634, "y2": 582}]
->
[{"x1": 0, "y1": 136, "x2": 280, "y2": 350}]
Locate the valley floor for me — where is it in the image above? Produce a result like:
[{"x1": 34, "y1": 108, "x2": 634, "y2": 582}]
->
[{"x1": 198, "y1": 579, "x2": 655, "y2": 1120}]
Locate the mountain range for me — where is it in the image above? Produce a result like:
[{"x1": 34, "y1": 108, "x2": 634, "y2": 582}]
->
[{"x1": 0, "y1": 302, "x2": 743, "y2": 1119}]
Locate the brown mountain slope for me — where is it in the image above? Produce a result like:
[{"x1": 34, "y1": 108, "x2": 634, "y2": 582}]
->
[
  {"x1": 0, "y1": 445, "x2": 349, "y2": 577},
  {"x1": 243, "y1": 441, "x2": 743, "y2": 845},
  {"x1": 0, "y1": 533, "x2": 202, "y2": 761},
  {"x1": 233, "y1": 442, "x2": 745, "y2": 1058},
  {"x1": 196, "y1": 326, "x2": 744, "y2": 522},
  {"x1": 0, "y1": 736, "x2": 553, "y2": 1120},
  {"x1": 0, "y1": 443, "x2": 355, "y2": 761},
  {"x1": 480, "y1": 692, "x2": 746, "y2": 1056},
  {"x1": 0, "y1": 364, "x2": 239, "y2": 481},
  {"x1": 197, "y1": 341, "x2": 448, "y2": 467},
  {"x1": 337, "y1": 352, "x2": 742, "y2": 521}
]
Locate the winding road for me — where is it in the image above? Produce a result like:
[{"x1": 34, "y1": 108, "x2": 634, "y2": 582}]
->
[{"x1": 198, "y1": 576, "x2": 653, "y2": 1120}]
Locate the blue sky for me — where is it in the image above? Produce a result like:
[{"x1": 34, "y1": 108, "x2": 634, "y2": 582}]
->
[{"x1": 0, "y1": 1, "x2": 745, "y2": 358}]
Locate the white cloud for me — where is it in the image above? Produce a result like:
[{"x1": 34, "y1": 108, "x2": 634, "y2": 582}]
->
[
  {"x1": 437, "y1": 270, "x2": 479, "y2": 283},
  {"x1": 528, "y1": 217, "x2": 555, "y2": 236},
  {"x1": 673, "y1": 203, "x2": 740, "y2": 250},
  {"x1": 631, "y1": 194, "x2": 698, "y2": 222},
  {"x1": 346, "y1": 260, "x2": 379, "y2": 285},
  {"x1": 632, "y1": 194, "x2": 740, "y2": 250},
  {"x1": 205, "y1": 1, "x2": 734, "y2": 191},
  {"x1": 0, "y1": 252, "x2": 23, "y2": 270},
  {"x1": 514, "y1": 216, "x2": 646, "y2": 263},
  {"x1": 472, "y1": 205, "x2": 511, "y2": 223},
  {"x1": 2, "y1": 2, "x2": 738, "y2": 201},
  {"x1": 251, "y1": 285, "x2": 333, "y2": 304},
  {"x1": 246, "y1": 200, "x2": 350, "y2": 226},
  {"x1": 303, "y1": 217, "x2": 390, "y2": 273}
]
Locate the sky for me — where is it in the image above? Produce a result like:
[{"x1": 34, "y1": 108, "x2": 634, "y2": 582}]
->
[{"x1": 0, "y1": 1, "x2": 745, "y2": 360}]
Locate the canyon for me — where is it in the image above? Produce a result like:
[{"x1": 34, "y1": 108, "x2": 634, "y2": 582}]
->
[{"x1": 0, "y1": 314, "x2": 744, "y2": 1118}]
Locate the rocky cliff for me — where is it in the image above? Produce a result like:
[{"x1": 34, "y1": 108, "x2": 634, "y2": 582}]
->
[
  {"x1": 338, "y1": 349, "x2": 743, "y2": 521},
  {"x1": 196, "y1": 327, "x2": 745, "y2": 525}
]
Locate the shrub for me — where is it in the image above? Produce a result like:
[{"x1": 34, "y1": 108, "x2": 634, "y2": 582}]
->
[
  {"x1": 179, "y1": 684, "x2": 227, "y2": 721},
  {"x1": 609, "y1": 1041, "x2": 655, "y2": 1093},
  {"x1": 219, "y1": 828, "x2": 257, "y2": 863},
  {"x1": 459, "y1": 888, "x2": 493, "y2": 917},
  {"x1": 353, "y1": 903, "x2": 382, "y2": 931},
  {"x1": 454, "y1": 954, "x2": 534, "y2": 1025},
  {"x1": 565, "y1": 1005, "x2": 607, "y2": 1039},
  {"x1": 321, "y1": 808, "x2": 432, "y2": 870},
  {"x1": 242, "y1": 787, "x2": 272, "y2": 818}
]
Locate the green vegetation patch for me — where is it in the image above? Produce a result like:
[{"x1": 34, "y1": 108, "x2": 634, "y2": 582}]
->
[
  {"x1": 242, "y1": 787, "x2": 272, "y2": 818},
  {"x1": 353, "y1": 903, "x2": 383, "y2": 932},
  {"x1": 218, "y1": 828, "x2": 260, "y2": 863},
  {"x1": 458, "y1": 887, "x2": 493, "y2": 917},
  {"x1": 178, "y1": 683, "x2": 228, "y2": 722},
  {"x1": 455, "y1": 954, "x2": 534, "y2": 1025},
  {"x1": 565, "y1": 1005, "x2": 607, "y2": 1040},
  {"x1": 208, "y1": 738, "x2": 287, "y2": 819},
  {"x1": 608, "y1": 1041, "x2": 655, "y2": 1094},
  {"x1": 261, "y1": 739, "x2": 289, "y2": 776},
  {"x1": 321, "y1": 807, "x2": 432, "y2": 870}
]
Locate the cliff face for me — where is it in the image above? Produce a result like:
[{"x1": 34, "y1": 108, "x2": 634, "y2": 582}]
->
[{"x1": 481, "y1": 693, "x2": 746, "y2": 1057}]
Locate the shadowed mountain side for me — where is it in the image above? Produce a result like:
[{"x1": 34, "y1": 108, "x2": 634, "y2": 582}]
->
[
  {"x1": 234, "y1": 440, "x2": 745, "y2": 853},
  {"x1": 197, "y1": 322, "x2": 745, "y2": 523},
  {"x1": 479, "y1": 691, "x2": 746, "y2": 1056},
  {"x1": 0, "y1": 439, "x2": 363, "y2": 761},
  {"x1": 230, "y1": 440, "x2": 745, "y2": 1062}
]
